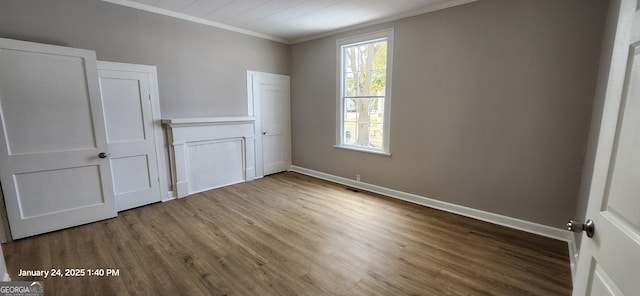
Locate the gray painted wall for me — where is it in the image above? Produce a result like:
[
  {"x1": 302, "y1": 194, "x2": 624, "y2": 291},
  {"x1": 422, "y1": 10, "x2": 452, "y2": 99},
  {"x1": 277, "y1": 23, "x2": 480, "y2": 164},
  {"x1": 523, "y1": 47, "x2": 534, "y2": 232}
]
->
[
  {"x1": 291, "y1": 0, "x2": 609, "y2": 228},
  {"x1": 0, "y1": 0, "x2": 290, "y2": 118}
]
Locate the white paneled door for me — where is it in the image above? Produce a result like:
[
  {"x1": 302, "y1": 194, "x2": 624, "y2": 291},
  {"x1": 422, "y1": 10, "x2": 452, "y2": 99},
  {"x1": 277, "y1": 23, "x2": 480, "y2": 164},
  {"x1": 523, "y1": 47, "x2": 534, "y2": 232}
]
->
[
  {"x1": 249, "y1": 72, "x2": 291, "y2": 177},
  {"x1": 98, "y1": 63, "x2": 162, "y2": 211},
  {"x1": 0, "y1": 38, "x2": 116, "y2": 239},
  {"x1": 573, "y1": 1, "x2": 640, "y2": 295}
]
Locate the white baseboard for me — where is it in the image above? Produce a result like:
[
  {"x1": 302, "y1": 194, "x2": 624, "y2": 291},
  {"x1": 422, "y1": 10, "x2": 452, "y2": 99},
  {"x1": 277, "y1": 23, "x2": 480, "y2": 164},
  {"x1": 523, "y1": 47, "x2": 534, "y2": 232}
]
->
[
  {"x1": 290, "y1": 166, "x2": 577, "y2": 278},
  {"x1": 246, "y1": 168, "x2": 256, "y2": 182},
  {"x1": 163, "y1": 191, "x2": 177, "y2": 202},
  {"x1": 175, "y1": 181, "x2": 188, "y2": 198},
  {"x1": 568, "y1": 234, "x2": 578, "y2": 283}
]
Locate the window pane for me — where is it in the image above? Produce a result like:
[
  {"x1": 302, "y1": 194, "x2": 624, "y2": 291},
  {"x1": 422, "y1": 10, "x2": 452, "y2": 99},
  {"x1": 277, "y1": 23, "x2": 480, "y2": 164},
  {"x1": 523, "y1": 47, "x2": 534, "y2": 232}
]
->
[
  {"x1": 344, "y1": 47, "x2": 355, "y2": 70},
  {"x1": 369, "y1": 123, "x2": 383, "y2": 148},
  {"x1": 372, "y1": 42, "x2": 387, "y2": 71},
  {"x1": 345, "y1": 72, "x2": 356, "y2": 96},
  {"x1": 355, "y1": 122, "x2": 370, "y2": 146},
  {"x1": 371, "y1": 70, "x2": 385, "y2": 95},
  {"x1": 357, "y1": 71, "x2": 370, "y2": 96},
  {"x1": 357, "y1": 45, "x2": 366, "y2": 72},
  {"x1": 344, "y1": 121, "x2": 356, "y2": 145},
  {"x1": 345, "y1": 98, "x2": 357, "y2": 122},
  {"x1": 356, "y1": 98, "x2": 372, "y2": 123},
  {"x1": 371, "y1": 98, "x2": 384, "y2": 125}
]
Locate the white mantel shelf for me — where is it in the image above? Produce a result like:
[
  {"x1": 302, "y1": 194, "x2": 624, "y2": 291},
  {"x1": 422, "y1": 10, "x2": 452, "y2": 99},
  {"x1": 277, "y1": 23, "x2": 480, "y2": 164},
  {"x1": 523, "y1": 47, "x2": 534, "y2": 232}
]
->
[
  {"x1": 162, "y1": 116, "x2": 255, "y2": 126},
  {"x1": 163, "y1": 116, "x2": 256, "y2": 198}
]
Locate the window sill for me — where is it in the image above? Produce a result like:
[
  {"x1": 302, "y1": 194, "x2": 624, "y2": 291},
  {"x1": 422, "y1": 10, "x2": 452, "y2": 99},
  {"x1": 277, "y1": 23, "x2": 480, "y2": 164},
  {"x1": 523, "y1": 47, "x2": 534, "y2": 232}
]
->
[{"x1": 334, "y1": 145, "x2": 391, "y2": 156}]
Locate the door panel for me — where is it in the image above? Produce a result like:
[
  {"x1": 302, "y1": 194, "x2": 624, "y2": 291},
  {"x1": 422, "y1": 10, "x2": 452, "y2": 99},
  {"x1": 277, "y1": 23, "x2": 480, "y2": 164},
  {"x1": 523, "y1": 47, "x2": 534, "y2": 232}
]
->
[
  {"x1": 0, "y1": 38, "x2": 116, "y2": 239},
  {"x1": 587, "y1": 264, "x2": 623, "y2": 296},
  {"x1": 98, "y1": 68, "x2": 161, "y2": 212},
  {"x1": 101, "y1": 77, "x2": 146, "y2": 143},
  {"x1": 0, "y1": 49, "x2": 96, "y2": 154},
  {"x1": 111, "y1": 155, "x2": 152, "y2": 194},
  {"x1": 15, "y1": 166, "x2": 104, "y2": 218},
  {"x1": 574, "y1": 2, "x2": 640, "y2": 294}
]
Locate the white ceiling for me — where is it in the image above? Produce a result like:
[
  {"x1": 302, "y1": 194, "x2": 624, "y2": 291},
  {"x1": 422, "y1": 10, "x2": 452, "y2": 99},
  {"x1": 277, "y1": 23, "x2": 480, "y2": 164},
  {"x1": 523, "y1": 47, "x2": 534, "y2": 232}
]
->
[{"x1": 103, "y1": 0, "x2": 476, "y2": 44}]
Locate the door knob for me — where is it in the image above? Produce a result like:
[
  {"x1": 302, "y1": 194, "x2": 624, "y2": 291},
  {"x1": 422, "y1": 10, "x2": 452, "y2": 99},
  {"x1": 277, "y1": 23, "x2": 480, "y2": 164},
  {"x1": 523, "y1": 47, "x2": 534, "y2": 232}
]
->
[
  {"x1": 566, "y1": 219, "x2": 595, "y2": 238},
  {"x1": 98, "y1": 152, "x2": 109, "y2": 159}
]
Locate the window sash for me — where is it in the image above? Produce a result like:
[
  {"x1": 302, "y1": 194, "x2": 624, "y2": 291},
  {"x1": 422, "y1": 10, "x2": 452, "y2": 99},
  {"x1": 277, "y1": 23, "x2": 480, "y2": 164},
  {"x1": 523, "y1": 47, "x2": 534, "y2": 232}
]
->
[{"x1": 341, "y1": 40, "x2": 387, "y2": 98}]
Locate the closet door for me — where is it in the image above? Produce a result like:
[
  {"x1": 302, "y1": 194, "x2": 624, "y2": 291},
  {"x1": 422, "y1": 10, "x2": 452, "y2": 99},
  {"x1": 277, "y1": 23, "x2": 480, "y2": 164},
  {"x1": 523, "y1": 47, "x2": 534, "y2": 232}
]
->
[
  {"x1": 0, "y1": 38, "x2": 116, "y2": 239},
  {"x1": 98, "y1": 62, "x2": 163, "y2": 211},
  {"x1": 249, "y1": 72, "x2": 291, "y2": 177}
]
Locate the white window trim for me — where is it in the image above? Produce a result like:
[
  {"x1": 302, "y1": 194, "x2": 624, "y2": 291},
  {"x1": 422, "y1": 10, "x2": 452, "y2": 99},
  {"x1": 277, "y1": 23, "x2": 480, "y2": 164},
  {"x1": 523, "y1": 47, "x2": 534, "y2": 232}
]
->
[{"x1": 335, "y1": 28, "x2": 394, "y2": 156}]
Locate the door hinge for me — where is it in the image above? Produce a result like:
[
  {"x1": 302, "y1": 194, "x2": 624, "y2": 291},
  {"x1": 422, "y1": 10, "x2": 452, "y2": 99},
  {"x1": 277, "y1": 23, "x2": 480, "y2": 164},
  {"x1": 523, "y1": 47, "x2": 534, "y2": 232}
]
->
[{"x1": 148, "y1": 94, "x2": 152, "y2": 100}]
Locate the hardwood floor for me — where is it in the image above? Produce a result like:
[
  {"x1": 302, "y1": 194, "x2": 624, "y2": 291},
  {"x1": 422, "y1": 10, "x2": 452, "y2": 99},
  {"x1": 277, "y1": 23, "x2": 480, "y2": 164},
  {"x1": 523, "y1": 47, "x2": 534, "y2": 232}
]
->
[{"x1": 2, "y1": 172, "x2": 572, "y2": 295}]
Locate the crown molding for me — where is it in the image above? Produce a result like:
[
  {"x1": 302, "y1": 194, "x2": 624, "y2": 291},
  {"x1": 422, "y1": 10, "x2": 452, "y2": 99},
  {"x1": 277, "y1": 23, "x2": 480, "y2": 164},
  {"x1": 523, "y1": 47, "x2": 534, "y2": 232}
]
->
[
  {"x1": 102, "y1": 0, "x2": 478, "y2": 45},
  {"x1": 101, "y1": 0, "x2": 288, "y2": 44},
  {"x1": 289, "y1": 0, "x2": 478, "y2": 44}
]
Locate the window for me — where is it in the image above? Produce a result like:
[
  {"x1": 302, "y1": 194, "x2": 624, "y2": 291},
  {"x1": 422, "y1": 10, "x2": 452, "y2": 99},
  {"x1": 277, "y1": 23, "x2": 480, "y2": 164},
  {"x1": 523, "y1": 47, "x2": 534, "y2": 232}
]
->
[{"x1": 337, "y1": 29, "x2": 393, "y2": 155}]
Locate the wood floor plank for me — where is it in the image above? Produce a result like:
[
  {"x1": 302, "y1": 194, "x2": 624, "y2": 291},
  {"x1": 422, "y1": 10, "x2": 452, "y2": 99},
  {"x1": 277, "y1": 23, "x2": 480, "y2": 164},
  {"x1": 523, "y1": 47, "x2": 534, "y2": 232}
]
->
[{"x1": 1, "y1": 172, "x2": 572, "y2": 295}]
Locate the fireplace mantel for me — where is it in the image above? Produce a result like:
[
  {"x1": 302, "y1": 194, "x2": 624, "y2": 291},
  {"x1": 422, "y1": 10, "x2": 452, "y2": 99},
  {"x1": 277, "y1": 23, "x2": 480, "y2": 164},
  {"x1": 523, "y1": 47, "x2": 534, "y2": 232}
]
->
[
  {"x1": 162, "y1": 116, "x2": 255, "y2": 126},
  {"x1": 162, "y1": 117, "x2": 256, "y2": 198}
]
